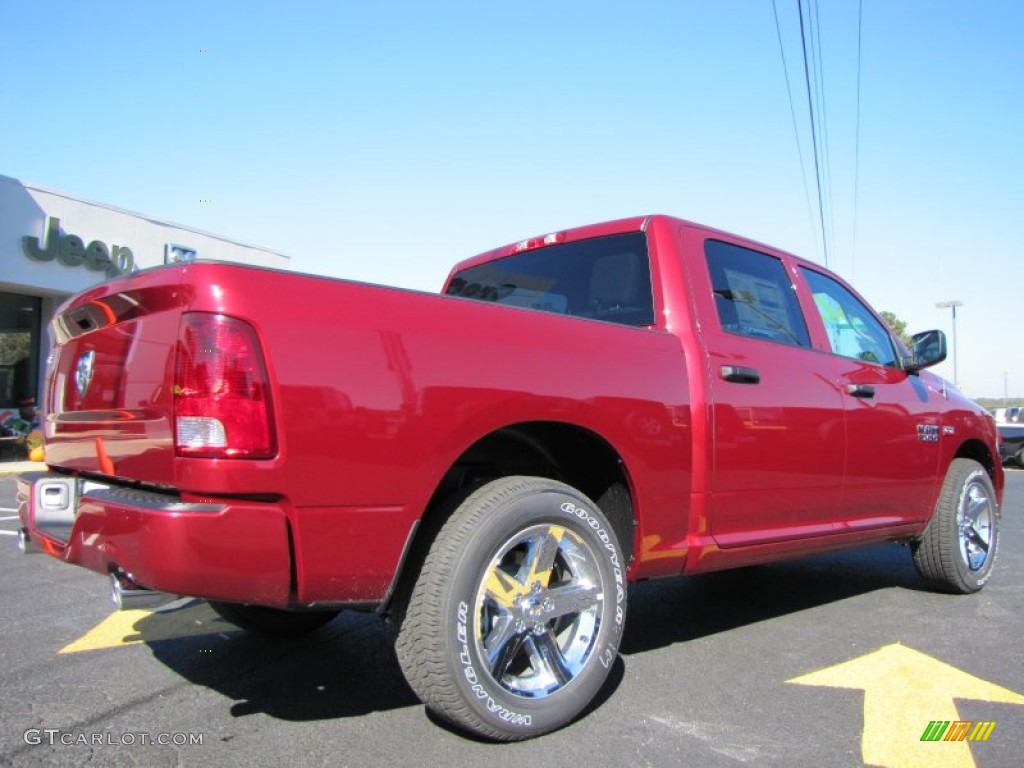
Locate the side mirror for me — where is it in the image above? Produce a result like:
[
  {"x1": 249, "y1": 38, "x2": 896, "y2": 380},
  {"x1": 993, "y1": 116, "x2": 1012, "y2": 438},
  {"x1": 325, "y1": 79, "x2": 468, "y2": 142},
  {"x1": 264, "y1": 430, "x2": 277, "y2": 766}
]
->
[{"x1": 904, "y1": 329, "x2": 947, "y2": 373}]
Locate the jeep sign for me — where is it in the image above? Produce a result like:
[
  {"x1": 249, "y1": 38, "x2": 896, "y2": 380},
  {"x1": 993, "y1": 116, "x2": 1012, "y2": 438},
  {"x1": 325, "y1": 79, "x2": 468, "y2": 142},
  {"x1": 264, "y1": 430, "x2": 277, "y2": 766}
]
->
[{"x1": 22, "y1": 217, "x2": 135, "y2": 278}]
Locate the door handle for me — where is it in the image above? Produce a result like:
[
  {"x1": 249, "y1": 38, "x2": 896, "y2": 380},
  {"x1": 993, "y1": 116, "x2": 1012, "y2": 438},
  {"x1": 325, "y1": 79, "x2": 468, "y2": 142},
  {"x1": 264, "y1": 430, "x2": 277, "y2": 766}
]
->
[
  {"x1": 846, "y1": 384, "x2": 875, "y2": 398},
  {"x1": 720, "y1": 365, "x2": 761, "y2": 384}
]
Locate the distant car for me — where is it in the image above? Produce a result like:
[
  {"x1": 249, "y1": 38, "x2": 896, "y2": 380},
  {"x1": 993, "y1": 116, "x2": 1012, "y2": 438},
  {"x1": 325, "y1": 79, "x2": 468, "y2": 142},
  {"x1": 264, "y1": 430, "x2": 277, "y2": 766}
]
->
[{"x1": 998, "y1": 423, "x2": 1024, "y2": 467}]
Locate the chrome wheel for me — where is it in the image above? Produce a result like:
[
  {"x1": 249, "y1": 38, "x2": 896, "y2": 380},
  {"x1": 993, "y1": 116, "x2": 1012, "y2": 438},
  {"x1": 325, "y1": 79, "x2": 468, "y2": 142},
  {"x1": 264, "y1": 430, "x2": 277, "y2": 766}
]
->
[
  {"x1": 957, "y1": 479, "x2": 994, "y2": 571},
  {"x1": 474, "y1": 523, "x2": 602, "y2": 698}
]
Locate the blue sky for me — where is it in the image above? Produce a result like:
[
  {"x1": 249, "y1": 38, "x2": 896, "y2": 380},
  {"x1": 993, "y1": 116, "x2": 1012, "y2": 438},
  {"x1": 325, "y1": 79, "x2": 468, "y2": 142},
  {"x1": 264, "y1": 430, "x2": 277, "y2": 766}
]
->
[{"x1": 2, "y1": 1, "x2": 1021, "y2": 397}]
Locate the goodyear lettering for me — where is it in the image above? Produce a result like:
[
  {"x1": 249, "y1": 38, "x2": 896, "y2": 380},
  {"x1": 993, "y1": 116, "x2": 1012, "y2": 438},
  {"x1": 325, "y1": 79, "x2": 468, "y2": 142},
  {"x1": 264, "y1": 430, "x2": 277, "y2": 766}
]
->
[
  {"x1": 559, "y1": 501, "x2": 626, "y2": 625},
  {"x1": 455, "y1": 600, "x2": 531, "y2": 727}
]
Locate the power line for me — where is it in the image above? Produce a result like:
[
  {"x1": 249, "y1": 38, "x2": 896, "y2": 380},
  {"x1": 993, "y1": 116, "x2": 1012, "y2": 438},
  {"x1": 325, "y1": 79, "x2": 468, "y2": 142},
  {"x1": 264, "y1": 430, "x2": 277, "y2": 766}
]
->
[
  {"x1": 851, "y1": 0, "x2": 863, "y2": 277},
  {"x1": 772, "y1": 0, "x2": 817, "y2": 250},
  {"x1": 797, "y1": 0, "x2": 830, "y2": 267},
  {"x1": 809, "y1": 0, "x2": 836, "y2": 267}
]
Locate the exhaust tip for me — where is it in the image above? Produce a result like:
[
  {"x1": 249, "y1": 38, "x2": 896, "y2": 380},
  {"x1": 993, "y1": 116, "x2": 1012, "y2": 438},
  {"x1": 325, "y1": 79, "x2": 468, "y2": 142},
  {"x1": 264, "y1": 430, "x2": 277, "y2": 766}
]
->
[{"x1": 109, "y1": 572, "x2": 174, "y2": 611}]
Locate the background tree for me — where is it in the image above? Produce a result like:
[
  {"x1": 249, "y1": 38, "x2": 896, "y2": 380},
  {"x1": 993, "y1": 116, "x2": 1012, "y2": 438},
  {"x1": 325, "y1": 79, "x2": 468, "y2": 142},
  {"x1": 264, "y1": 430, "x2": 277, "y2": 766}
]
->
[{"x1": 880, "y1": 311, "x2": 912, "y2": 347}]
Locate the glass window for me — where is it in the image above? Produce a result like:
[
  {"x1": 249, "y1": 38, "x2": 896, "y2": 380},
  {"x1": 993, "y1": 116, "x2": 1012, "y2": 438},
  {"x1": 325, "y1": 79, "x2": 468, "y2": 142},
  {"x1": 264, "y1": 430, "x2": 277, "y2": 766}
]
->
[
  {"x1": 0, "y1": 292, "x2": 42, "y2": 408},
  {"x1": 446, "y1": 233, "x2": 654, "y2": 327},
  {"x1": 704, "y1": 240, "x2": 810, "y2": 347},
  {"x1": 801, "y1": 268, "x2": 897, "y2": 366}
]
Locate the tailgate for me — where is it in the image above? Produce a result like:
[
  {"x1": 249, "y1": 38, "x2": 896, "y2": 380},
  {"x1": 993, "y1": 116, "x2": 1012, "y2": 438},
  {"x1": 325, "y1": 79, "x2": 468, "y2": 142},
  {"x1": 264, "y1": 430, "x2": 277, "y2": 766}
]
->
[{"x1": 43, "y1": 267, "x2": 190, "y2": 485}]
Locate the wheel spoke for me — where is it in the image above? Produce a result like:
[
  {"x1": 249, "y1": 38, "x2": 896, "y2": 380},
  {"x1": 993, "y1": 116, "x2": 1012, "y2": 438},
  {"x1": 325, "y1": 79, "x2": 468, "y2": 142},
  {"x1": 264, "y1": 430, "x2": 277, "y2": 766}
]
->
[
  {"x1": 522, "y1": 525, "x2": 567, "y2": 589},
  {"x1": 962, "y1": 523, "x2": 990, "y2": 571},
  {"x1": 486, "y1": 618, "x2": 527, "y2": 678},
  {"x1": 527, "y1": 631, "x2": 572, "y2": 688},
  {"x1": 964, "y1": 525, "x2": 990, "y2": 552},
  {"x1": 542, "y1": 582, "x2": 600, "y2": 621},
  {"x1": 965, "y1": 492, "x2": 989, "y2": 523},
  {"x1": 958, "y1": 482, "x2": 994, "y2": 571}
]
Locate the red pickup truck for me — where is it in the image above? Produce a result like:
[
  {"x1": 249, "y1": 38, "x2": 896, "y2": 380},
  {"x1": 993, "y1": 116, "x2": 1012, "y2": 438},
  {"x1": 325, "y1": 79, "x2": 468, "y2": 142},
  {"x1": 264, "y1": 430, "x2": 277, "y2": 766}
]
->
[{"x1": 17, "y1": 215, "x2": 1003, "y2": 740}]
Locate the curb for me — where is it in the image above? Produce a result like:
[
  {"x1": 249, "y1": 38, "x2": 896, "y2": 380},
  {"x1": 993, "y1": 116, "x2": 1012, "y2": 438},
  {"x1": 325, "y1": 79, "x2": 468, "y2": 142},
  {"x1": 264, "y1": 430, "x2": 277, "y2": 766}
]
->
[{"x1": 0, "y1": 461, "x2": 43, "y2": 475}]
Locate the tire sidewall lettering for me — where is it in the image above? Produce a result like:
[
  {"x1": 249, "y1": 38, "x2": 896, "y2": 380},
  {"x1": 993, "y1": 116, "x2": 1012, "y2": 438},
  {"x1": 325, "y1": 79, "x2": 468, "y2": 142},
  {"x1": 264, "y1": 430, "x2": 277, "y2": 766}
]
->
[
  {"x1": 454, "y1": 600, "x2": 532, "y2": 727},
  {"x1": 559, "y1": 500, "x2": 626, "y2": 625}
]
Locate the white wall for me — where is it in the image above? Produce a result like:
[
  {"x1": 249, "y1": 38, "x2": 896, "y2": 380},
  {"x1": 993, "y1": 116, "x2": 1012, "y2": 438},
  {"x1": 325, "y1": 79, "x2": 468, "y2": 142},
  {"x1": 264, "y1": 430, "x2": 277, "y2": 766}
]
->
[{"x1": 1, "y1": 174, "x2": 289, "y2": 298}]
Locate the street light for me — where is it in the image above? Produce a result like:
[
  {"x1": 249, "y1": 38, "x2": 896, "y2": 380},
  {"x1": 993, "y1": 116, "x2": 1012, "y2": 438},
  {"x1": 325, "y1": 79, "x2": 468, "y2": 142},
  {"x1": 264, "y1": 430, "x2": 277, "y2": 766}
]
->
[{"x1": 936, "y1": 300, "x2": 963, "y2": 387}]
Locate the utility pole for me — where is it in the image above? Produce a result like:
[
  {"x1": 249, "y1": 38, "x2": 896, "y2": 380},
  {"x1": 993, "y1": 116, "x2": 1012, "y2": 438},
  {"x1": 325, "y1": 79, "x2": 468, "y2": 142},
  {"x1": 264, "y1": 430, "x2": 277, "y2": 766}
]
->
[{"x1": 936, "y1": 300, "x2": 962, "y2": 388}]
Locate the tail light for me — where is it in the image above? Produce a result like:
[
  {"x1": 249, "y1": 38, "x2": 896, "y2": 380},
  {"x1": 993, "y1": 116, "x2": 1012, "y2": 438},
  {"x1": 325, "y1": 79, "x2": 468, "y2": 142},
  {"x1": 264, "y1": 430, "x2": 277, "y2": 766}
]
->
[{"x1": 174, "y1": 313, "x2": 276, "y2": 459}]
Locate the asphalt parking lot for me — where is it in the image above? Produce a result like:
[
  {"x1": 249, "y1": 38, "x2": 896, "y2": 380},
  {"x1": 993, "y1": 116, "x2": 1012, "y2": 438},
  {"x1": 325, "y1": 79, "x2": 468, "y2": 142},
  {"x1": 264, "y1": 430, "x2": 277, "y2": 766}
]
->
[{"x1": 1, "y1": 468, "x2": 1021, "y2": 768}]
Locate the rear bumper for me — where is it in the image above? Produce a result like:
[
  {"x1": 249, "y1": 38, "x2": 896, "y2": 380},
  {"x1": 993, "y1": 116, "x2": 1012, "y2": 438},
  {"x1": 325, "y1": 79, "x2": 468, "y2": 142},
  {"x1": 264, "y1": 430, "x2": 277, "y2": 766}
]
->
[{"x1": 16, "y1": 471, "x2": 293, "y2": 607}]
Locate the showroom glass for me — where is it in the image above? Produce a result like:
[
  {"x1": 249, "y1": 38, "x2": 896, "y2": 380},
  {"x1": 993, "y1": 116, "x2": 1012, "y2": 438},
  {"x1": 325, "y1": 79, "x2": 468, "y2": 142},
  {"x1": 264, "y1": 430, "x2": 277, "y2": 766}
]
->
[{"x1": 0, "y1": 292, "x2": 41, "y2": 408}]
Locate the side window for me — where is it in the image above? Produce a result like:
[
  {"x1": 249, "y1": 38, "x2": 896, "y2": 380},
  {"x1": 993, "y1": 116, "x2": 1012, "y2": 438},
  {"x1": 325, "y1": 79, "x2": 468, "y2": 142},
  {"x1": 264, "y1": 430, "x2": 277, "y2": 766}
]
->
[
  {"x1": 704, "y1": 240, "x2": 810, "y2": 347},
  {"x1": 801, "y1": 268, "x2": 897, "y2": 366}
]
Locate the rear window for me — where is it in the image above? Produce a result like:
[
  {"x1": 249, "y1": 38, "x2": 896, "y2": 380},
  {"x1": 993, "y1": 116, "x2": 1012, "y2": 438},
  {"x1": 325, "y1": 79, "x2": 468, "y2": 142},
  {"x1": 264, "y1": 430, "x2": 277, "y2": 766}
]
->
[{"x1": 446, "y1": 233, "x2": 654, "y2": 327}]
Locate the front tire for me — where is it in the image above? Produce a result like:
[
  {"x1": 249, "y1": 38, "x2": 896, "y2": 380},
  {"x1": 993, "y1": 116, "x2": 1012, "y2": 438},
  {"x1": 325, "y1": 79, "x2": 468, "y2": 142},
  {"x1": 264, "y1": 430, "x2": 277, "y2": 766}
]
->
[
  {"x1": 394, "y1": 476, "x2": 627, "y2": 741},
  {"x1": 911, "y1": 458, "x2": 999, "y2": 593}
]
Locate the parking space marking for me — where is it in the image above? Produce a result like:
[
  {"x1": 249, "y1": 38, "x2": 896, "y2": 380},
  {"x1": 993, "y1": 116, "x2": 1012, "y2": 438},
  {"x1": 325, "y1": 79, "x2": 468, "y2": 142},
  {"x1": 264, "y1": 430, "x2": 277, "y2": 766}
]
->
[
  {"x1": 60, "y1": 609, "x2": 155, "y2": 653},
  {"x1": 60, "y1": 601, "x2": 239, "y2": 654},
  {"x1": 789, "y1": 643, "x2": 1024, "y2": 768}
]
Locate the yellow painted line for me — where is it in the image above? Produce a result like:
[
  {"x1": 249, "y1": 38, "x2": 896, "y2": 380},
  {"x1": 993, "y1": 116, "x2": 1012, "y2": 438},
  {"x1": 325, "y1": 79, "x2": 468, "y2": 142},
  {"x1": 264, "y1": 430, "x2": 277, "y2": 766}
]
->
[
  {"x1": 789, "y1": 643, "x2": 1024, "y2": 768},
  {"x1": 60, "y1": 609, "x2": 153, "y2": 653},
  {"x1": 60, "y1": 601, "x2": 238, "y2": 654}
]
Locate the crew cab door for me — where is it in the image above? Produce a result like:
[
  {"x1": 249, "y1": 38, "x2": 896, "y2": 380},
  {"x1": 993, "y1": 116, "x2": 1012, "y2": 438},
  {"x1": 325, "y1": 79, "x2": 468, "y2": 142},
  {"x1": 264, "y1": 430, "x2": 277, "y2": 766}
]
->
[
  {"x1": 798, "y1": 267, "x2": 943, "y2": 525},
  {"x1": 688, "y1": 233, "x2": 847, "y2": 547}
]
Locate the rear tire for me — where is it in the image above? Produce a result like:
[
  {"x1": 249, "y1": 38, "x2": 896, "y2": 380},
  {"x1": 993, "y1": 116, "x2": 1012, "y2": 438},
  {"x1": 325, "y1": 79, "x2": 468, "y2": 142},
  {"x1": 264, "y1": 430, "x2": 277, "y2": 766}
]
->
[
  {"x1": 208, "y1": 601, "x2": 339, "y2": 637},
  {"x1": 911, "y1": 458, "x2": 999, "y2": 593},
  {"x1": 394, "y1": 476, "x2": 627, "y2": 741}
]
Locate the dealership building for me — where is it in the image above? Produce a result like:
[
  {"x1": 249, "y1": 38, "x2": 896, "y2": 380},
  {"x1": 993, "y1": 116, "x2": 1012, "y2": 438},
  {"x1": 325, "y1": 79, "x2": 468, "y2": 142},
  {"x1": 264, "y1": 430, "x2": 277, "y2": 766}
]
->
[{"x1": 0, "y1": 174, "x2": 289, "y2": 432}]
